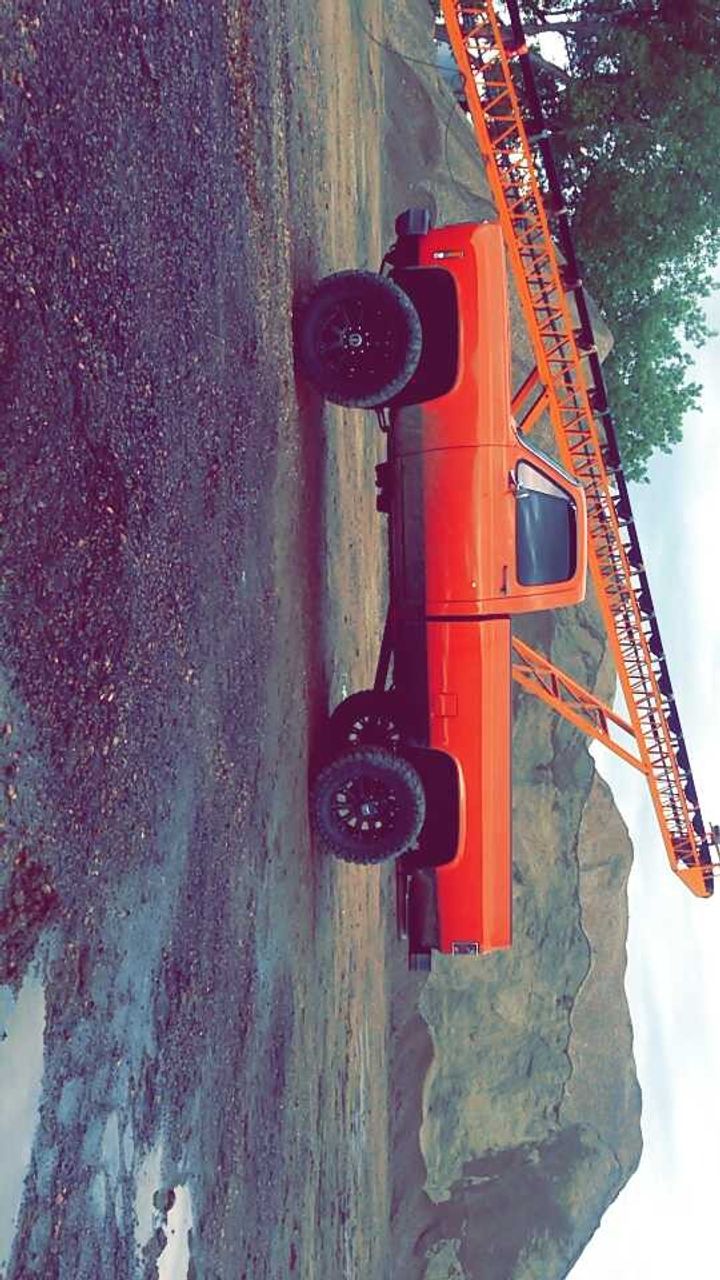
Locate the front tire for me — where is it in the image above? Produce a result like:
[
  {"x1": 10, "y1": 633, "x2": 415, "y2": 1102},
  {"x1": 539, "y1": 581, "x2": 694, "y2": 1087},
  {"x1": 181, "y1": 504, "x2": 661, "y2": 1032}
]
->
[
  {"x1": 296, "y1": 271, "x2": 422, "y2": 408},
  {"x1": 311, "y1": 746, "x2": 426, "y2": 864}
]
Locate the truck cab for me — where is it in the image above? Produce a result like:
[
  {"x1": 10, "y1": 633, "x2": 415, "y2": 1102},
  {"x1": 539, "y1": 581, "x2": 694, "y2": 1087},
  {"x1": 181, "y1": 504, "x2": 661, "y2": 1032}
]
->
[{"x1": 299, "y1": 213, "x2": 587, "y2": 968}]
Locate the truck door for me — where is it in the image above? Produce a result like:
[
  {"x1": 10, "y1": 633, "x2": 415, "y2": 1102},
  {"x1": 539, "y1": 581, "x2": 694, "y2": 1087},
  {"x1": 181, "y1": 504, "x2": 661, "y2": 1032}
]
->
[{"x1": 393, "y1": 444, "x2": 511, "y2": 613}]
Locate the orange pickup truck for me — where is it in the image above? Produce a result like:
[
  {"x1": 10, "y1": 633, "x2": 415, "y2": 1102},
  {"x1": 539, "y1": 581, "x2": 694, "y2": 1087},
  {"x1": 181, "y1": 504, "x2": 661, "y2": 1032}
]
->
[{"x1": 298, "y1": 211, "x2": 587, "y2": 969}]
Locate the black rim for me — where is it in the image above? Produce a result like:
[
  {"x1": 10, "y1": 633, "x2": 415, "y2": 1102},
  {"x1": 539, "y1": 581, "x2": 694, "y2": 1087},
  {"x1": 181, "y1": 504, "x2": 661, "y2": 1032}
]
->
[
  {"x1": 316, "y1": 297, "x2": 404, "y2": 388},
  {"x1": 329, "y1": 772, "x2": 402, "y2": 845}
]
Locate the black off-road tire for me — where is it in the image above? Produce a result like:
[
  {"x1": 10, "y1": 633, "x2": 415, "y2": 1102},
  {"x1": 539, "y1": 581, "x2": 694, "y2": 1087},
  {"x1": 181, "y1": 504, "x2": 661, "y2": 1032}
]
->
[
  {"x1": 311, "y1": 746, "x2": 426, "y2": 865},
  {"x1": 296, "y1": 270, "x2": 422, "y2": 408},
  {"x1": 328, "y1": 690, "x2": 407, "y2": 753}
]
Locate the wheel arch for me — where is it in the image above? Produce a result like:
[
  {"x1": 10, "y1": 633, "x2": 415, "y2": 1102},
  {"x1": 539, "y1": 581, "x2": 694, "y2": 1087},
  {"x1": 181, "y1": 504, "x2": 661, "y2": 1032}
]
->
[{"x1": 401, "y1": 745, "x2": 461, "y2": 868}]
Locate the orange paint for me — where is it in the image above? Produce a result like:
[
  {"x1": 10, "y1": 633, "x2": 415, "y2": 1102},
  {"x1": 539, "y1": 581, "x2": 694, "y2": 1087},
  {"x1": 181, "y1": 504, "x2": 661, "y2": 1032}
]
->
[{"x1": 389, "y1": 221, "x2": 586, "y2": 954}]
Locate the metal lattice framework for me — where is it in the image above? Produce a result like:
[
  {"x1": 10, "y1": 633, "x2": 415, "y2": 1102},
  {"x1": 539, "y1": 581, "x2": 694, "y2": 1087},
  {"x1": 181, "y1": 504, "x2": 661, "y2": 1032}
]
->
[
  {"x1": 511, "y1": 636, "x2": 645, "y2": 775},
  {"x1": 441, "y1": 0, "x2": 716, "y2": 896}
]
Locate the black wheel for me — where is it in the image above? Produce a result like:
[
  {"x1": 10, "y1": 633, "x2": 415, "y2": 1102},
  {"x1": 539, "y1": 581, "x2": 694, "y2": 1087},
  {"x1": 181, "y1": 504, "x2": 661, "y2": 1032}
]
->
[
  {"x1": 296, "y1": 270, "x2": 422, "y2": 408},
  {"x1": 328, "y1": 690, "x2": 407, "y2": 752},
  {"x1": 311, "y1": 746, "x2": 426, "y2": 864}
]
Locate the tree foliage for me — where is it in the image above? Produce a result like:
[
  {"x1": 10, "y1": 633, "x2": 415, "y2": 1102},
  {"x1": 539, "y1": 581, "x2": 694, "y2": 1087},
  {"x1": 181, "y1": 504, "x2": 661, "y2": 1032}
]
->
[{"x1": 524, "y1": 0, "x2": 720, "y2": 478}]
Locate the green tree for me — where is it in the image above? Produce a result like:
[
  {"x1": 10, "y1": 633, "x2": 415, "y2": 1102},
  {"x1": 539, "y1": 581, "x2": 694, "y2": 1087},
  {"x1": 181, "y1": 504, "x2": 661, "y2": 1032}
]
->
[
  {"x1": 522, "y1": 1, "x2": 720, "y2": 54},
  {"x1": 522, "y1": 1, "x2": 720, "y2": 477}
]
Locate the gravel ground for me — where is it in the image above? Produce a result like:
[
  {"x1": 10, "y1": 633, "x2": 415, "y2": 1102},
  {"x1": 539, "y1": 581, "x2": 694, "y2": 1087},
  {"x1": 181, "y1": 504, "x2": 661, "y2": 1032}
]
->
[{"x1": 1, "y1": 1, "x2": 408, "y2": 1275}]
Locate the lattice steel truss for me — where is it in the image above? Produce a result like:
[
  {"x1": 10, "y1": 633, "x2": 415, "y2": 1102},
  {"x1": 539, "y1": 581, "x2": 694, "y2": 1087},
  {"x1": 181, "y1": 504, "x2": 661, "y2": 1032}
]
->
[{"x1": 441, "y1": 0, "x2": 716, "y2": 895}]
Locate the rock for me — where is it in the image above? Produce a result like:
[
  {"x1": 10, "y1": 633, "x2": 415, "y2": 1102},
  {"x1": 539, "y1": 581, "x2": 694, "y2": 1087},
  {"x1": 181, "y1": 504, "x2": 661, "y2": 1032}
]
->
[{"x1": 152, "y1": 1186, "x2": 176, "y2": 1215}]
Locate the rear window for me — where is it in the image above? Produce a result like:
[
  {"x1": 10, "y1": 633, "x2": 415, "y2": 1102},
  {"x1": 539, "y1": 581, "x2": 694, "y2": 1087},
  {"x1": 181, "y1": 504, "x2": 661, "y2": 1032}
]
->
[{"x1": 515, "y1": 461, "x2": 576, "y2": 586}]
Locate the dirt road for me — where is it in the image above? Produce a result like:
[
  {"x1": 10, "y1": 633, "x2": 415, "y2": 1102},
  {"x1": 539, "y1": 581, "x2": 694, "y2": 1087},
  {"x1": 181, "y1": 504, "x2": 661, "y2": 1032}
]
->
[{"x1": 1, "y1": 1, "x2": 415, "y2": 1275}]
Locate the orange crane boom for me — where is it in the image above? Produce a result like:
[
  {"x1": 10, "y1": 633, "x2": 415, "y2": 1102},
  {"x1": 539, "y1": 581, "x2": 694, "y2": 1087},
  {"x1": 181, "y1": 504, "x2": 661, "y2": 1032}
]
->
[{"x1": 440, "y1": 0, "x2": 718, "y2": 896}]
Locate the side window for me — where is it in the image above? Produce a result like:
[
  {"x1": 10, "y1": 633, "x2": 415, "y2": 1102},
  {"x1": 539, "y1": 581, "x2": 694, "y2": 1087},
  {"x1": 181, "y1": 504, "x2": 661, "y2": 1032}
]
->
[{"x1": 515, "y1": 461, "x2": 577, "y2": 586}]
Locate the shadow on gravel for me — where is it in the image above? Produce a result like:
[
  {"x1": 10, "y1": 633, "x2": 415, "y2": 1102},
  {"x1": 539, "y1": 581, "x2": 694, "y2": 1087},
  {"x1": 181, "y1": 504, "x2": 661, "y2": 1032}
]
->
[{"x1": 0, "y1": 1, "x2": 334, "y2": 1275}]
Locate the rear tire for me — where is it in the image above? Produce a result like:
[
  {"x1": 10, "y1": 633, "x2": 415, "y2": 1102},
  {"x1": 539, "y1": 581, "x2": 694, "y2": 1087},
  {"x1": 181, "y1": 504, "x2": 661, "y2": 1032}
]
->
[
  {"x1": 328, "y1": 690, "x2": 407, "y2": 752},
  {"x1": 311, "y1": 746, "x2": 425, "y2": 865},
  {"x1": 296, "y1": 271, "x2": 422, "y2": 408}
]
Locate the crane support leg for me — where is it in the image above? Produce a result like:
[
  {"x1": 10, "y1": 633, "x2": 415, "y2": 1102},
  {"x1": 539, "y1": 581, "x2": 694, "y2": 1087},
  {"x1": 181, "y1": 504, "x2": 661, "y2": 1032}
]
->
[
  {"x1": 511, "y1": 367, "x2": 548, "y2": 435},
  {"x1": 511, "y1": 636, "x2": 646, "y2": 774}
]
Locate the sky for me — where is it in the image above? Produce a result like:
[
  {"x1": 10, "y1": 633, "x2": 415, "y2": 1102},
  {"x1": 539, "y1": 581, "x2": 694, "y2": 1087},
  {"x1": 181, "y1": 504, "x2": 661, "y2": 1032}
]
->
[{"x1": 568, "y1": 283, "x2": 720, "y2": 1277}]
